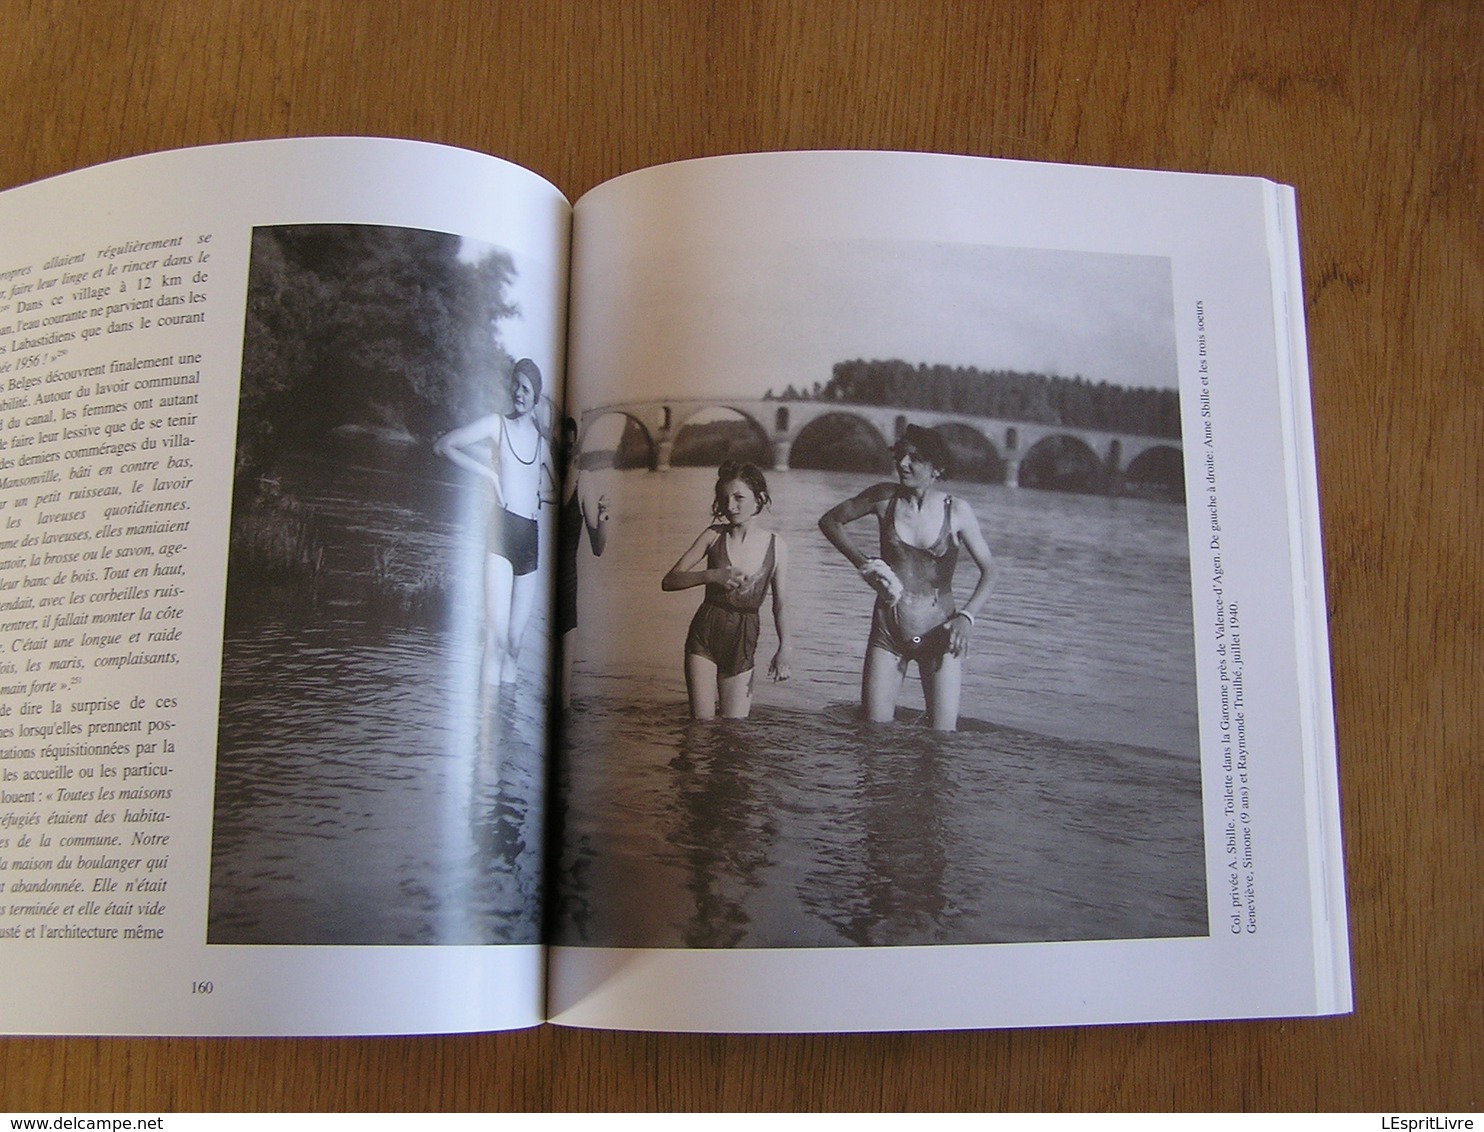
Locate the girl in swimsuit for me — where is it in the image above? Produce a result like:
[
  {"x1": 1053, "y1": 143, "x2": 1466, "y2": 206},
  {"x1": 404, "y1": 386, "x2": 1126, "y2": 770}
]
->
[
  {"x1": 818, "y1": 424, "x2": 996, "y2": 731},
  {"x1": 434, "y1": 358, "x2": 556, "y2": 686},
  {"x1": 662, "y1": 461, "x2": 793, "y2": 719}
]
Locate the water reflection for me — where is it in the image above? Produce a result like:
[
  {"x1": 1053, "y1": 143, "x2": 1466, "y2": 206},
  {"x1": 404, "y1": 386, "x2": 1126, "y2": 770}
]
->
[
  {"x1": 796, "y1": 718, "x2": 957, "y2": 946},
  {"x1": 666, "y1": 721, "x2": 772, "y2": 947},
  {"x1": 555, "y1": 697, "x2": 1206, "y2": 948},
  {"x1": 554, "y1": 466, "x2": 1207, "y2": 949},
  {"x1": 208, "y1": 438, "x2": 547, "y2": 946},
  {"x1": 207, "y1": 444, "x2": 1208, "y2": 951}
]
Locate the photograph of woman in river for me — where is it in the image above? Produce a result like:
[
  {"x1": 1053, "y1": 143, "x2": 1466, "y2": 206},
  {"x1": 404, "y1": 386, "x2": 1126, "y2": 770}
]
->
[
  {"x1": 818, "y1": 424, "x2": 994, "y2": 731},
  {"x1": 553, "y1": 236, "x2": 1207, "y2": 950},
  {"x1": 435, "y1": 358, "x2": 557, "y2": 688},
  {"x1": 208, "y1": 223, "x2": 559, "y2": 946}
]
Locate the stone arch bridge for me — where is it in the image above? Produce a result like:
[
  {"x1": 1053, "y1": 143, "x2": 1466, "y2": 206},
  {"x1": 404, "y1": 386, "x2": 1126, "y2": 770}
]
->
[{"x1": 579, "y1": 397, "x2": 1181, "y2": 487}]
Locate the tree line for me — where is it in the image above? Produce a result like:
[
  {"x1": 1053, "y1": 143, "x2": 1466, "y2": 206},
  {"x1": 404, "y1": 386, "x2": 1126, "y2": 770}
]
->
[{"x1": 766, "y1": 358, "x2": 1181, "y2": 439}]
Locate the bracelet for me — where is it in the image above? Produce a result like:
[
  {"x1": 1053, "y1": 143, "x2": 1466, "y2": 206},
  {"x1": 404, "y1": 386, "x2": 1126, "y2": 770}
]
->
[{"x1": 953, "y1": 610, "x2": 974, "y2": 626}]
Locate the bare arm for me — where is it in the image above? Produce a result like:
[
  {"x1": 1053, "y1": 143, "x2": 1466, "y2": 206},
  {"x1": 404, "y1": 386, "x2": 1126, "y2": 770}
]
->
[
  {"x1": 580, "y1": 482, "x2": 609, "y2": 556},
  {"x1": 537, "y1": 438, "x2": 558, "y2": 507},
  {"x1": 661, "y1": 527, "x2": 736, "y2": 592},
  {"x1": 817, "y1": 483, "x2": 894, "y2": 569},
  {"x1": 946, "y1": 499, "x2": 997, "y2": 656},
  {"x1": 768, "y1": 537, "x2": 792, "y2": 680},
  {"x1": 434, "y1": 415, "x2": 504, "y2": 504}
]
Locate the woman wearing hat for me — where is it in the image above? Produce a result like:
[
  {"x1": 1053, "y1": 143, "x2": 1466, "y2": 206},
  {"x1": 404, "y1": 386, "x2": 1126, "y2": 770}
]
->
[
  {"x1": 435, "y1": 357, "x2": 554, "y2": 687},
  {"x1": 818, "y1": 423, "x2": 996, "y2": 731}
]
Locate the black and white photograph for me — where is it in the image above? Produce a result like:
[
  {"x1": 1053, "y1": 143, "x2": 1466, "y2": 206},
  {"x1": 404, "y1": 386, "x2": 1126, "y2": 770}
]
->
[
  {"x1": 208, "y1": 223, "x2": 557, "y2": 946},
  {"x1": 554, "y1": 238, "x2": 1207, "y2": 949}
]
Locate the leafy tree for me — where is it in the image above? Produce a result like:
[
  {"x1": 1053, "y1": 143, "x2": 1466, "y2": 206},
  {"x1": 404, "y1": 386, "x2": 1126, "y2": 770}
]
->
[
  {"x1": 237, "y1": 225, "x2": 519, "y2": 484},
  {"x1": 821, "y1": 358, "x2": 1179, "y2": 438}
]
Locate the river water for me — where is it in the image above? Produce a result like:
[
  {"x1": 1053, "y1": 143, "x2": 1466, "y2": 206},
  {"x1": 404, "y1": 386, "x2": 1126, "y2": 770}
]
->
[
  {"x1": 555, "y1": 467, "x2": 1206, "y2": 947},
  {"x1": 209, "y1": 436, "x2": 550, "y2": 946},
  {"x1": 208, "y1": 443, "x2": 1206, "y2": 948}
]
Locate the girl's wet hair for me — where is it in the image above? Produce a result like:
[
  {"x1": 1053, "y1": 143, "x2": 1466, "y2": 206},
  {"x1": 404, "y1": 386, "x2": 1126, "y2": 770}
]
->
[{"x1": 712, "y1": 461, "x2": 771, "y2": 519}]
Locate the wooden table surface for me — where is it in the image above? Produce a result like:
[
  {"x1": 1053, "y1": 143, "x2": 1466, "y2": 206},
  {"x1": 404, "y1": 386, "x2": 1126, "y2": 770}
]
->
[{"x1": 1, "y1": 0, "x2": 1478, "y2": 1112}]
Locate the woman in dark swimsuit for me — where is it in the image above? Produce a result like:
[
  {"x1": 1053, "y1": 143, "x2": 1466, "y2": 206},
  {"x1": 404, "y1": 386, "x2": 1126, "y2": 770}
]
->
[
  {"x1": 818, "y1": 424, "x2": 995, "y2": 731},
  {"x1": 663, "y1": 462, "x2": 792, "y2": 719}
]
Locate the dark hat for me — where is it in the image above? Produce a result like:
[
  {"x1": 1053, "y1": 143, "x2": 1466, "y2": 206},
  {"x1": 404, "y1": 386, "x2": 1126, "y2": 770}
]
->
[{"x1": 510, "y1": 357, "x2": 543, "y2": 400}]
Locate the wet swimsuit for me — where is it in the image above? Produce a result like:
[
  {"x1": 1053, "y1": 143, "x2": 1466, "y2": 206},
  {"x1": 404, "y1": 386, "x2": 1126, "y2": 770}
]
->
[
  {"x1": 867, "y1": 494, "x2": 958, "y2": 664},
  {"x1": 683, "y1": 530, "x2": 777, "y2": 678},
  {"x1": 489, "y1": 505, "x2": 538, "y2": 576},
  {"x1": 556, "y1": 490, "x2": 582, "y2": 634},
  {"x1": 487, "y1": 415, "x2": 542, "y2": 577}
]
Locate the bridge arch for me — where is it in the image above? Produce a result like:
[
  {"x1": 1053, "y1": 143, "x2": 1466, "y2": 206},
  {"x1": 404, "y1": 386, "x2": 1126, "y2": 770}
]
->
[
  {"x1": 787, "y1": 410, "x2": 894, "y2": 473},
  {"x1": 578, "y1": 409, "x2": 659, "y2": 470},
  {"x1": 936, "y1": 421, "x2": 1006, "y2": 483},
  {"x1": 668, "y1": 406, "x2": 774, "y2": 467},
  {"x1": 1018, "y1": 433, "x2": 1105, "y2": 493},
  {"x1": 1122, "y1": 443, "x2": 1186, "y2": 501},
  {"x1": 581, "y1": 397, "x2": 1183, "y2": 493}
]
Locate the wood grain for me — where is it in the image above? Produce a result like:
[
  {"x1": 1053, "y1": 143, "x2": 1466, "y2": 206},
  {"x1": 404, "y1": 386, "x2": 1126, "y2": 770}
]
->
[{"x1": 1, "y1": 0, "x2": 1479, "y2": 1112}]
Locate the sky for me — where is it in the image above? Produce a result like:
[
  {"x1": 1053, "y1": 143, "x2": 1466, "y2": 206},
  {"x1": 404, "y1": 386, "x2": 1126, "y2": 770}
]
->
[
  {"x1": 458, "y1": 234, "x2": 563, "y2": 380},
  {"x1": 577, "y1": 236, "x2": 1180, "y2": 407}
]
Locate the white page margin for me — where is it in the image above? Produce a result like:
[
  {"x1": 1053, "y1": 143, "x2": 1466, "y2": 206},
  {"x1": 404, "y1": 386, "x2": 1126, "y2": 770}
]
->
[
  {"x1": 556, "y1": 150, "x2": 1345, "y2": 1033},
  {"x1": 0, "y1": 138, "x2": 567, "y2": 1036}
]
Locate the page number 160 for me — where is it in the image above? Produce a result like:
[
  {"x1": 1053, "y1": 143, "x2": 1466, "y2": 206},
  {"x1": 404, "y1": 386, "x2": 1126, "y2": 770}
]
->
[{"x1": 191, "y1": 980, "x2": 214, "y2": 995}]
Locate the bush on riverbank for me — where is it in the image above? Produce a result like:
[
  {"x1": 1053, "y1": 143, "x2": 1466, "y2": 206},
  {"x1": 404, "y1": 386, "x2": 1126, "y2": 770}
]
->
[{"x1": 225, "y1": 493, "x2": 454, "y2": 626}]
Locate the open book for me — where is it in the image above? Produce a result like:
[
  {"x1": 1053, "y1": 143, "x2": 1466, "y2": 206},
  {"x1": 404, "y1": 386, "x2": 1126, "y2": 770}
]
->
[{"x1": 0, "y1": 139, "x2": 1348, "y2": 1035}]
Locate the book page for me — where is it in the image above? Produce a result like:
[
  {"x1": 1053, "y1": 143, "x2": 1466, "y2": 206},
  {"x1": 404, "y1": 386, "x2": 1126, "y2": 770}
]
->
[
  {"x1": 0, "y1": 138, "x2": 568, "y2": 1035},
  {"x1": 550, "y1": 151, "x2": 1347, "y2": 1032}
]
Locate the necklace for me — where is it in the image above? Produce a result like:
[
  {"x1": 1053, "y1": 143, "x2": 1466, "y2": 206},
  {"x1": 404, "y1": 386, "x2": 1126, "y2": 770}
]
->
[{"x1": 500, "y1": 415, "x2": 539, "y2": 465}]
